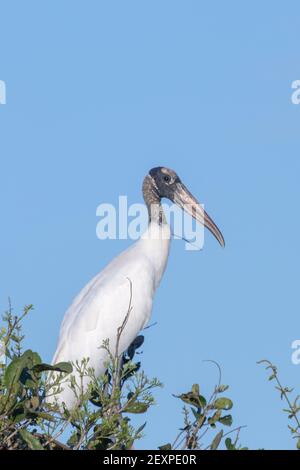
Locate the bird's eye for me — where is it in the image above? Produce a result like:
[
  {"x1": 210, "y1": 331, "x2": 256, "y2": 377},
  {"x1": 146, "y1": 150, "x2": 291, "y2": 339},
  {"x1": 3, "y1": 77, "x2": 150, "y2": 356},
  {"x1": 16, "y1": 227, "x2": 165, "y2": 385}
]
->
[{"x1": 163, "y1": 175, "x2": 171, "y2": 183}]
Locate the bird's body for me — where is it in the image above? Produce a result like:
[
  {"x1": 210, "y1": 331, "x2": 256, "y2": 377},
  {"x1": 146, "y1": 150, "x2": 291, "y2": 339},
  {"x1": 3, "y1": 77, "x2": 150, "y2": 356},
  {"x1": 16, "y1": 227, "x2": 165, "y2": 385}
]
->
[
  {"x1": 49, "y1": 222, "x2": 171, "y2": 408},
  {"x1": 48, "y1": 167, "x2": 224, "y2": 410}
]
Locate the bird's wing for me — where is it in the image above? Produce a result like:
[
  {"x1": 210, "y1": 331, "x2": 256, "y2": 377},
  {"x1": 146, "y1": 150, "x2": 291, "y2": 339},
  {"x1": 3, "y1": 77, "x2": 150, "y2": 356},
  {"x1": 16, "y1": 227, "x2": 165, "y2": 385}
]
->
[{"x1": 52, "y1": 249, "x2": 154, "y2": 367}]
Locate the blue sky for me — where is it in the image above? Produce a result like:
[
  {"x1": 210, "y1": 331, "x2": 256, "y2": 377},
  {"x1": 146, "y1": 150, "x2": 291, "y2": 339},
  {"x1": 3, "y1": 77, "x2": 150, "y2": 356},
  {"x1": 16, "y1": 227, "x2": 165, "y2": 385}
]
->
[{"x1": 1, "y1": 0, "x2": 300, "y2": 449}]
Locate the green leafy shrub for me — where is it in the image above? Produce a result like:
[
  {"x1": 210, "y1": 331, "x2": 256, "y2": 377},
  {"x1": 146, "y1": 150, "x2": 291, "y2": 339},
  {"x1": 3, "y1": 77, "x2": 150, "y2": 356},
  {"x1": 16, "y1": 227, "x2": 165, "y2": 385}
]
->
[{"x1": 0, "y1": 303, "x2": 245, "y2": 450}]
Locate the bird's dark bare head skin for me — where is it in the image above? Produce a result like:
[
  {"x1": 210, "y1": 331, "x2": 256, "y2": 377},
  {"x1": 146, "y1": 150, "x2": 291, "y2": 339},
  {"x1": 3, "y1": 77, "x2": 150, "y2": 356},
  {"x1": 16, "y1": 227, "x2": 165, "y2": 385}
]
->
[
  {"x1": 143, "y1": 166, "x2": 225, "y2": 247},
  {"x1": 148, "y1": 167, "x2": 181, "y2": 200}
]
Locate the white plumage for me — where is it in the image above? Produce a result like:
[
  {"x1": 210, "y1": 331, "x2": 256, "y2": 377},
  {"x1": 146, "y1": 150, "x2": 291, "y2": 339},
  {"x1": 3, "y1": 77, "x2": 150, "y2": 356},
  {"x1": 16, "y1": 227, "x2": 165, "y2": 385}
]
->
[
  {"x1": 48, "y1": 222, "x2": 170, "y2": 409},
  {"x1": 47, "y1": 167, "x2": 224, "y2": 409}
]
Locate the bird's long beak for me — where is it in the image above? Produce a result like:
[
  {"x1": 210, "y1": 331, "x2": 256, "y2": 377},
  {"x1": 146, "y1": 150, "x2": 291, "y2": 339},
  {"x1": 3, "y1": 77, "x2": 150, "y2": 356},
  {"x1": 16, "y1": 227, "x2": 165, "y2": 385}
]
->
[{"x1": 173, "y1": 183, "x2": 225, "y2": 247}]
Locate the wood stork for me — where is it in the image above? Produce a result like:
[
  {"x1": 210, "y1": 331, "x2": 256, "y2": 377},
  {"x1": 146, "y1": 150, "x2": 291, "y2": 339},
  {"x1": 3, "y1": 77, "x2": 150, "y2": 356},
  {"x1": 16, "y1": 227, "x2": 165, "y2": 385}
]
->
[{"x1": 47, "y1": 167, "x2": 224, "y2": 409}]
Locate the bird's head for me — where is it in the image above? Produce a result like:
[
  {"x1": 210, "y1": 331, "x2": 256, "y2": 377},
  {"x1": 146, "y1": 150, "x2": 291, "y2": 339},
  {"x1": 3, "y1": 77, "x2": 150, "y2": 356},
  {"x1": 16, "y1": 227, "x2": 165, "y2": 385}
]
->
[{"x1": 144, "y1": 166, "x2": 225, "y2": 247}]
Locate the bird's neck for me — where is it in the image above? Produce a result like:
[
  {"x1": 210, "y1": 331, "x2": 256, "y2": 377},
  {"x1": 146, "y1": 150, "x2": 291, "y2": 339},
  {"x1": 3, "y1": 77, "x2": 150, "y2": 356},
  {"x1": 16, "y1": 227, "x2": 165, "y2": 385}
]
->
[
  {"x1": 141, "y1": 220, "x2": 171, "y2": 289},
  {"x1": 148, "y1": 202, "x2": 167, "y2": 225},
  {"x1": 141, "y1": 175, "x2": 171, "y2": 287},
  {"x1": 142, "y1": 175, "x2": 167, "y2": 225}
]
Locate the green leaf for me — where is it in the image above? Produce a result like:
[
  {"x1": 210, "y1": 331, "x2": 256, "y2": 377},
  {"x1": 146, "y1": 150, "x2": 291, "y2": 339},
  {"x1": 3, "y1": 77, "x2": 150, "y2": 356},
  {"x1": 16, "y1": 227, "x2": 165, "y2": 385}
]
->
[
  {"x1": 4, "y1": 358, "x2": 24, "y2": 389},
  {"x1": 176, "y1": 392, "x2": 207, "y2": 409},
  {"x1": 30, "y1": 411, "x2": 56, "y2": 422},
  {"x1": 219, "y1": 414, "x2": 233, "y2": 426},
  {"x1": 136, "y1": 422, "x2": 147, "y2": 435},
  {"x1": 19, "y1": 429, "x2": 44, "y2": 450},
  {"x1": 208, "y1": 410, "x2": 222, "y2": 426},
  {"x1": 10, "y1": 334, "x2": 20, "y2": 342},
  {"x1": 225, "y1": 437, "x2": 235, "y2": 450},
  {"x1": 198, "y1": 395, "x2": 207, "y2": 408},
  {"x1": 67, "y1": 431, "x2": 81, "y2": 448},
  {"x1": 214, "y1": 397, "x2": 233, "y2": 410},
  {"x1": 217, "y1": 384, "x2": 229, "y2": 393},
  {"x1": 32, "y1": 361, "x2": 73, "y2": 374},
  {"x1": 4, "y1": 360, "x2": 23, "y2": 390},
  {"x1": 123, "y1": 401, "x2": 149, "y2": 413},
  {"x1": 158, "y1": 443, "x2": 172, "y2": 450},
  {"x1": 297, "y1": 438, "x2": 300, "y2": 450},
  {"x1": 4, "y1": 349, "x2": 42, "y2": 389},
  {"x1": 88, "y1": 437, "x2": 113, "y2": 450},
  {"x1": 191, "y1": 384, "x2": 200, "y2": 396},
  {"x1": 211, "y1": 430, "x2": 223, "y2": 450},
  {"x1": 21, "y1": 350, "x2": 42, "y2": 370}
]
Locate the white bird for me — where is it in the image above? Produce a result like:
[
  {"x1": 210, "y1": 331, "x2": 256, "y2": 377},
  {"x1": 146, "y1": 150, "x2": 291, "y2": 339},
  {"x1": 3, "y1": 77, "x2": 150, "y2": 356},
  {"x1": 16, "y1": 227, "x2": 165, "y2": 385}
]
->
[{"x1": 47, "y1": 167, "x2": 224, "y2": 409}]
